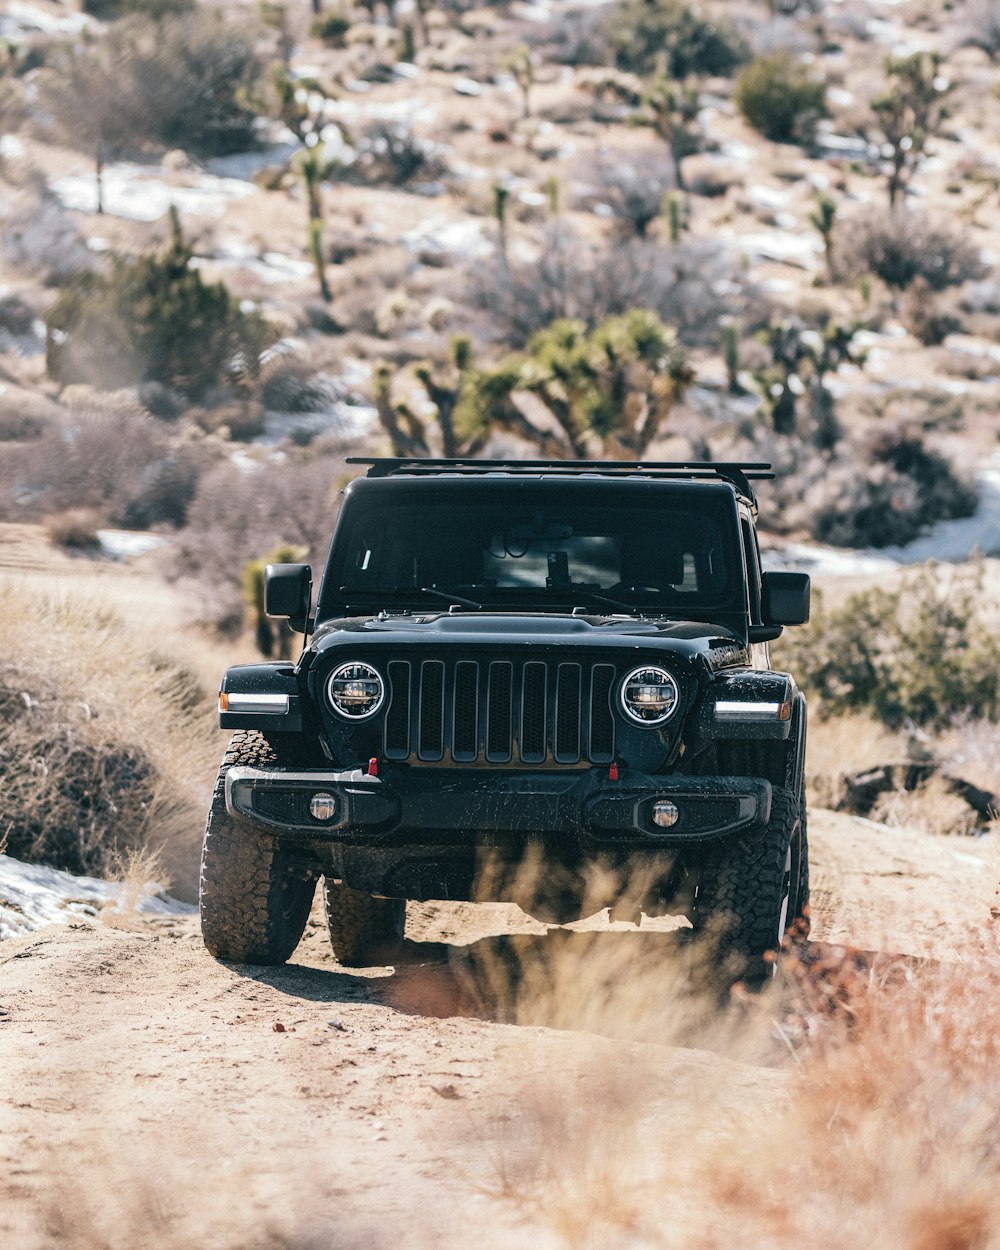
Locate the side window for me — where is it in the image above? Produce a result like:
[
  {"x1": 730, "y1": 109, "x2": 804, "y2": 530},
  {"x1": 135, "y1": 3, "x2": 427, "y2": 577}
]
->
[{"x1": 741, "y1": 518, "x2": 762, "y2": 621}]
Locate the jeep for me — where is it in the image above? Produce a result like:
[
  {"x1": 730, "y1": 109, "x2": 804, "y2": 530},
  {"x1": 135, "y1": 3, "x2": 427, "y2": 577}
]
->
[{"x1": 199, "y1": 458, "x2": 811, "y2": 983}]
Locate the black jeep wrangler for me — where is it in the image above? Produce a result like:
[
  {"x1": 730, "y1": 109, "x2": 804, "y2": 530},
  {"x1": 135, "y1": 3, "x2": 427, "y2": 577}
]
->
[{"x1": 200, "y1": 458, "x2": 811, "y2": 983}]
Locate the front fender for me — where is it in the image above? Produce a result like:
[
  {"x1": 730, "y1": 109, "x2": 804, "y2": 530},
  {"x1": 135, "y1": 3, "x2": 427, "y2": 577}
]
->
[{"x1": 218, "y1": 663, "x2": 303, "y2": 733}]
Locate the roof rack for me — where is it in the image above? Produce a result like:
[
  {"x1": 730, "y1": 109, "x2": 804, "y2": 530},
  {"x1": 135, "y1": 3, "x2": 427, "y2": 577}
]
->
[{"x1": 346, "y1": 458, "x2": 775, "y2": 509}]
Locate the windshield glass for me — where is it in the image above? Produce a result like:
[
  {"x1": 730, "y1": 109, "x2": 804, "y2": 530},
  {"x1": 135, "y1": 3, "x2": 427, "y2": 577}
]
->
[{"x1": 320, "y1": 483, "x2": 743, "y2": 618}]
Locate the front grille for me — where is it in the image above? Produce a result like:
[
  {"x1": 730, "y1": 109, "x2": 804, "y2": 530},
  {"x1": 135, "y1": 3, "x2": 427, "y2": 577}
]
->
[{"x1": 383, "y1": 658, "x2": 617, "y2": 766}]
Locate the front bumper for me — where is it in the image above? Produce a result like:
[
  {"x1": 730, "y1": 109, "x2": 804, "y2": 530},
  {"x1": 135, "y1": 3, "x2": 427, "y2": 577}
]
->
[{"x1": 224, "y1": 766, "x2": 772, "y2": 848}]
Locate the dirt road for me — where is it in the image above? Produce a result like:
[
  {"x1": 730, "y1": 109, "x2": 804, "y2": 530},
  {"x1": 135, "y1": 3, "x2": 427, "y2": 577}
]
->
[{"x1": 0, "y1": 812, "x2": 995, "y2": 1250}]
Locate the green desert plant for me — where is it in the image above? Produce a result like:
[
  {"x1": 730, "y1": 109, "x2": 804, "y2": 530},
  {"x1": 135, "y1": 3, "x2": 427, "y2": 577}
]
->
[
  {"x1": 476, "y1": 310, "x2": 694, "y2": 459},
  {"x1": 45, "y1": 208, "x2": 275, "y2": 401},
  {"x1": 609, "y1": 0, "x2": 749, "y2": 78},
  {"x1": 734, "y1": 51, "x2": 827, "y2": 145},
  {"x1": 776, "y1": 563, "x2": 998, "y2": 729},
  {"x1": 870, "y1": 52, "x2": 953, "y2": 207}
]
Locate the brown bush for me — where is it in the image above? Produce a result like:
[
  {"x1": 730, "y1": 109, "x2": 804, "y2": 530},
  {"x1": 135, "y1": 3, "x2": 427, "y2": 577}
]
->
[
  {"x1": 0, "y1": 585, "x2": 219, "y2": 894},
  {"x1": 46, "y1": 508, "x2": 102, "y2": 551},
  {"x1": 0, "y1": 403, "x2": 212, "y2": 528},
  {"x1": 167, "y1": 451, "x2": 349, "y2": 632}
]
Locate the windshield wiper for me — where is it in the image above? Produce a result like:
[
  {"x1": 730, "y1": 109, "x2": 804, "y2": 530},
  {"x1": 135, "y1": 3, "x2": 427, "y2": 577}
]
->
[
  {"x1": 545, "y1": 587, "x2": 640, "y2": 614},
  {"x1": 339, "y1": 586, "x2": 483, "y2": 611}
]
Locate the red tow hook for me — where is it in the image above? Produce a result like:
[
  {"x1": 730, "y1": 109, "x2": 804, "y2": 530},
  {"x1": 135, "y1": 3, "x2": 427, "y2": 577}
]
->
[
  {"x1": 367, "y1": 757, "x2": 379, "y2": 777},
  {"x1": 608, "y1": 763, "x2": 619, "y2": 781}
]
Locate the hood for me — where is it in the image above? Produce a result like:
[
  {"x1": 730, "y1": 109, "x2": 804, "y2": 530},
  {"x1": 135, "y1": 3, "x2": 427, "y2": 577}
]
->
[{"x1": 309, "y1": 612, "x2": 750, "y2": 670}]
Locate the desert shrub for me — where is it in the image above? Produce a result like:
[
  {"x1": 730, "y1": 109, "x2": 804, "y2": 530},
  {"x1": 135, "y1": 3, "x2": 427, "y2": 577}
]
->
[
  {"x1": 46, "y1": 509, "x2": 102, "y2": 551},
  {"x1": 82, "y1": 0, "x2": 193, "y2": 17},
  {"x1": 609, "y1": 0, "x2": 750, "y2": 77},
  {"x1": 0, "y1": 294, "x2": 35, "y2": 336},
  {"x1": 902, "y1": 278, "x2": 961, "y2": 346},
  {"x1": 129, "y1": 14, "x2": 265, "y2": 157},
  {"x1": 837, "y1": 210, "x2": 986, "y2": 291},
  {"x1": 45, "y1": 213, "x2": 275, "y2": 401},
  {"x1": 734, "y1": 51, "x2": 827, "y2": 144},
  {"x1": 347, "y1": 122, "x2": 446, "y2": 187},
  {"x1": 0, "y1": 590, "x2": 218, "y2": 892},
  {"x1": 259, "y1": 347, "x2": 353, "y2": 413},
  {"x1": 3, "y1": 404, "x2": 210, "y2": 529},
  {"x1": 168, "y1": 453, "x2": 348, "y2": 632},
  {"x1": 576, "y1": 150, "x2": 677, "y2": 238},
  {"x1": 1, "y1": 188, "x2": 92, "y2": 286},
  {"x1": 467, "y1": 228, "x2": 764, "y2": 349},
  {"x1": 39, "y1": 13, "x2": 265, "y2": 170},
  {"x1": 0, "y1": 393, "x2": 60, "y2": 442},
  {"x1": 311, "y1": 11, "x2": 351, "y2": 45},
  {"x1": 809, "y1": 427, "x2": 977, "y2": 548},
  {"x1": 1, "y1": 695, "x2": 160, "y2": 876},
  {"x1": 965, "y1": 0, "x2": 1000, "y2": 58},
  {"x1": 775, "y1": 564, "x2": 1000, "y2": 728}
]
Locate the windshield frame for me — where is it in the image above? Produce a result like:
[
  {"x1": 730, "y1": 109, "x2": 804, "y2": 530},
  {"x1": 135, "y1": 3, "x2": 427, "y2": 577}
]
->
[{"x1": 317, "y1": 476, "x2": 749, "y2": 630}]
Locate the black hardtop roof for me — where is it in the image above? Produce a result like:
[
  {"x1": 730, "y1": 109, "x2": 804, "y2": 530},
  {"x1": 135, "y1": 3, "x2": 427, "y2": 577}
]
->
[{"x1": 346, "y1": 458, "x2": 772, "y2": 512}]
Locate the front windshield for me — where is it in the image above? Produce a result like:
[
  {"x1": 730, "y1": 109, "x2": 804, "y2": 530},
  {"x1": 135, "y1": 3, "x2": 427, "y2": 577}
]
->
[{"x1": 321, "y1": 485, "x2": 742, "y2": 618}]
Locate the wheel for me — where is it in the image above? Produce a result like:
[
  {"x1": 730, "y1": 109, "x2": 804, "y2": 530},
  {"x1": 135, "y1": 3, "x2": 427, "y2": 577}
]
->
[
  {"x1": 692, "y1": 786, "x2": 801, "y2": 987},
  {"x1": 788, "y1": 802, "x2": 810, "y2": 937},
  {"x1": 200, "y1": 731, "x2": 317, "y2": 965},
  {"x1": 323, "y1": 880, "x2": 406, "y2": 967}
]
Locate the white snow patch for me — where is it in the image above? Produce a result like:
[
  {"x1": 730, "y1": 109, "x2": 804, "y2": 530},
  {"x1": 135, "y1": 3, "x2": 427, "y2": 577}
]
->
[
  {"x1": 206, "y1": 143, "x2": 299, "y2": 181},
  {"x1": 96, "y1": 530, "x2": 170, "y2": 561},
  {"x1": 402, "y1": 215, "x2": 491, "y2": 260},
  {"x1": 1, "y1": 1, "x2": 91, "y2": 39},
  {"x1": 53, "y1": 163, "x2": 257, "y2": 222},
  {"x1": 763, "y1": 462, "x2": 1000, "y2": 576},
  {"x1": 0, "y1": 854, "x2": 194, "y2": 940},
  {"x1": 737, "y1": 231, "x2": 821, "y2": 268}
]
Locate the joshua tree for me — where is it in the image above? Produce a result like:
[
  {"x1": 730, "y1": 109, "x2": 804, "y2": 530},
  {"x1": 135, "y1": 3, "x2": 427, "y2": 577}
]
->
[
  {"x1": 476, "y1": 310, "x2": 694, "y2": 459},
  {"x1": 294, "y1": 145, "x2": 340, "y2": 301},
  {"x1": 644, "y1": 75, "x2": 701, "y2": 191},
  {"x1": 589, "y1": 72, "x2": 702, "y2": 193},
  {"x1": 752, "y1": 316, "x2": 863, "y2": 443},
  {"x1": 808, "y1": 192, "x2": 837, "y2": 283},
  {"x1": 492, "y1": 182, "x2": 510, "y2": 263},
  {"x1": 503, "y1": 45, "x2": 538, "y2": 120},
  {"x1": 871, "y1": 52, "x2": 953, "y2": 207},
  {"x1": 373, "y1": 338, "x2": 491, "y2": 458}
]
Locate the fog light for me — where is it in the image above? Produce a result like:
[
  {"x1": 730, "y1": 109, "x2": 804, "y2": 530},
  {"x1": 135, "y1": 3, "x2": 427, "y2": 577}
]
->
[
  {"x1": 652, "y1": 800, "x2": 680, "y2": 828},
  {"x1": 309, "y1": 792, "x2": 338, "y2": 822}
]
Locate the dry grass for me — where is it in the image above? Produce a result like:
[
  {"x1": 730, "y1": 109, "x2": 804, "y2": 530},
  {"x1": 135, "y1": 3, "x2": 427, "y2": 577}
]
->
[
  {"x1": 0, "y1": 576, "x2": 232, "y2": 898},
  {"x1": 467, "y1": 909, "x2": 1000, "y2": 1250}
]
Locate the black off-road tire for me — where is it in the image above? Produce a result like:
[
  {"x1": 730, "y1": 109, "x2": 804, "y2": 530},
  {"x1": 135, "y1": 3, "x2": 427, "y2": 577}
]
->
[
  {"x1": 692, "y1": 786, "x2": 801, "y2": 987},
  {"x1": 323, "y1": 880, "x2": 406, "y2": 967},
  {"x1": 200, "y1": 731, "x2": 317, "y2": 965},
  {"x1": 788, "y1": 803, "x2": 810, "y2": 936}
]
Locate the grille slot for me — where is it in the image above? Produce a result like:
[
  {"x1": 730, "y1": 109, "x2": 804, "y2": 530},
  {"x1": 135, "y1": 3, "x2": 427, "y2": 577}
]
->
[
  {"x1": 520, "y1": 662, "x2": 547, "y2": 763},
  {"x1": 418, "y1": 661, "x2": 445, "y2": 760},
  {"x1": 384, "y1": 661, "x2": 411, "y2": 759},
  {"x1": 554, "y1": 663, "x2": 582, "y2": 764},
  {"x1": 588, "y1": 664, "x2": 616, "y2": 763},
  {"x1": 486, "y1": 662, "x2": 514, "y2": 763},
  {"x1": 453, "y1": 661, "x2": 479, "y2": 760}
]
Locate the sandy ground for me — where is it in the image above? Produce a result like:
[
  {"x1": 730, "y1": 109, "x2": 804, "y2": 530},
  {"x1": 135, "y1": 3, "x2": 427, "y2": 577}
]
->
[{"x1": 0, "y1": 810, "x2": 995, "y2": 1250}]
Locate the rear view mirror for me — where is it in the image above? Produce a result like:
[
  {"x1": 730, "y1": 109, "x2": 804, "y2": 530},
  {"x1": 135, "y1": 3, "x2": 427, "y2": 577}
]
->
[
  {"x1": 761, "y1": 571, "x2": 811, "y2": 627},
  {"x1": 265, "y1": 564, "x2": 312, "y2": 633}
]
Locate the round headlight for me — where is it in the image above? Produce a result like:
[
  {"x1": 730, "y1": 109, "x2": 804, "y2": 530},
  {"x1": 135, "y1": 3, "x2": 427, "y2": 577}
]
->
[
  {"x1": 327, "y1": 662, "x2": 385, "y2": 721},
  {"x1": 619, "y1": 666, "x2": 679, "y2": 726}
]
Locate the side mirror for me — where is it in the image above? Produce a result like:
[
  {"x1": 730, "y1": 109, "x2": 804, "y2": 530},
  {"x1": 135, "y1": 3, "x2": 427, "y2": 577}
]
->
[
  {"x1": 761, "y1": 571, "x2": 811, "y2": 627},
  {"x1": 265, "y1": 564, "x2": 312, "y2": 633}
]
